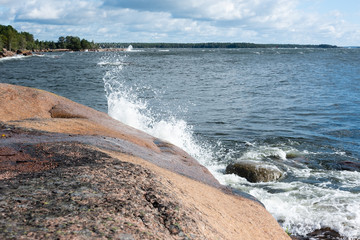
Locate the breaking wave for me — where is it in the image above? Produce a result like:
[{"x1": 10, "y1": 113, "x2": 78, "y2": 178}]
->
[{"x1": 98, "y1": 52, "x2": 360, "y2": 239}]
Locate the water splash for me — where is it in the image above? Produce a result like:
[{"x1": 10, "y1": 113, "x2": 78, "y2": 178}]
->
[
  {"x1": 100, "y1": 53, "x2": 214, "y2": 165},
  {"x1": 0, "y1": 54, "x2": 29, "y2": 61},
  {"x1": 126, "y1": 45, "x2": 133, "y2": 51},
  {"x1": 98, "y1": 52, "x2": 360, "y2": 239}
]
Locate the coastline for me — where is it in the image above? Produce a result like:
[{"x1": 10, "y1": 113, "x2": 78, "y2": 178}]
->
[
  {"x1": 0, "y1": 48, "x2": 132, "y2": 60},
  {"x1": 0, "y1": 83, "x2": 290, "y2": 239},
  {"x1": 0, "y1": 48, "x2": 33, "y2": 59}
]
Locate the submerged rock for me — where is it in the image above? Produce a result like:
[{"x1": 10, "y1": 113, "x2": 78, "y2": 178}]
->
[
  {"x1": 291, "y1": 227, "x2": 342, "y2": 240},
  {"x1": 338, "y1": 160, "x2": 360, "y2": 171},
  {"x1": 226, "y1": 161, "x2": 283, "y2": 183}
]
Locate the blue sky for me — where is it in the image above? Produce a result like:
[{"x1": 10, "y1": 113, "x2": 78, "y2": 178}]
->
[{"x1": 0, "y1": 0, "x2": 359, "y2": 46}]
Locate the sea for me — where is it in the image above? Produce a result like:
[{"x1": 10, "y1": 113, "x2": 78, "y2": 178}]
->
[{"x1": 1, "y1": 47, "x2": 359, "y2": 239}]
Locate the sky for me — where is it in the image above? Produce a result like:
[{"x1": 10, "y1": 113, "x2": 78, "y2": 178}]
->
[{"x1": 0, "y1": 0, "x2": 359, "y2": 46}]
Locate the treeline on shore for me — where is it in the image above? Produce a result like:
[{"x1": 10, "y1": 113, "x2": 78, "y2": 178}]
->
[
  {"x1": 1, "y1": 24, "x2": 337, "y2": 55},
  {"x1": 0, "y1": 24, "x2": 98, "y2": 52},
  {"x1": 99, "y1": 42, "x2": 337, "y2": 49}
]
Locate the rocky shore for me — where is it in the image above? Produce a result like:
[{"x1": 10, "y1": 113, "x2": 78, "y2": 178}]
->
[
  {"x1": 0, "y1": 83, "x2": 290, "y2": 239},
  {"x1": 0, "y1": 48, "x2": 33, "y2": 58},
  {"x1": 0, "y1": 48, "x2": 130, "y2": 59}
]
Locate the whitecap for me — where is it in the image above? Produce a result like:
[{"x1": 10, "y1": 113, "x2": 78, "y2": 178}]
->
[{"x1": 0, "y1": 54, "x2": 29, "y2": 62}]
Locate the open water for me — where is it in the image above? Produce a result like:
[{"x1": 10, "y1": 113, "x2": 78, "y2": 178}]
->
[{"x1": 1, "y1": 48, "x2": 359, "y2": 239}]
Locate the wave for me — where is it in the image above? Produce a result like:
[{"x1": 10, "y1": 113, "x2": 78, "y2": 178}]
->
[
  {"x1": 100, "y1": 54, "x2": 213, "y2": 165},
  {"x1": 0, "y1": 53, "x2": 55, "y2": 62},
  {"x1": 125, "y1": 45, "x2": 144, "y2": 53},
  {"x1": 98, "y1": 53, "x2": 360, "y2": 239},
  {"x1": 0, "y1": 54, "x2": 30, "y2": 62},
  {"x1": 221, "y1": 167, "x2": 360, "y2": 238},
  {"x1": 98, "y1": 55, "x2": 129, "y2": 67},
  {"x1": 43, "y1": 54, "x2": 64, "y2": 59}
]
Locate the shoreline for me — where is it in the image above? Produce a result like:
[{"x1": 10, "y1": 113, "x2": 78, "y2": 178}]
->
[
  {"x1": 0, "y1": 48, "x2": 33, "y2": 59},
  {"x1": 1, "y1": 49, "x2": 357, "y2": 239},
  {"x1": 0, "y1": 48, "x2": 134, "y2": 60},
  {"x1": 0, "y1": 83, "x2": 290, "y2": 239}
]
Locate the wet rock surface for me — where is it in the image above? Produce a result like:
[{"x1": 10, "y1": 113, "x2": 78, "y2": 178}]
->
[
  {"x1": 226, "y1": 161, "x2": 283, "y2": 183},
  {"x1": 290, "y1": 227, "x2": 349, "y2": 240}
]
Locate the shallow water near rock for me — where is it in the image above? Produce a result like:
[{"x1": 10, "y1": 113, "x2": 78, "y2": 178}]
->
[{"x1": 1, "y1": 48, "x2": 359, "y2": 239}]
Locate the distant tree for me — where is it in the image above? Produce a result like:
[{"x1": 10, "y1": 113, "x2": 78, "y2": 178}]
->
[
  {"x1": 38, "y1": 40, "x2": 45, "y2": 50},
  {"x1": 65, "y1": 36, "x2": 81, "y2": 51},
  {"x1": 57, "y1": 36, "x2": 66, "y2": 49},
  {"x1": 18, "y1": 35, "x2": 26, "y2": 49},
  {"x1": 80, "y1": 38, "x2": 91, "y2": 50},
  {"x1": 0, "y1": 25, "x2": 16, "y2": 50},
  {"x1": 21, "y1": 32, "x2": 35, "y2": 50},
  {"x1": 48, "y1": 41, "x2": 56, "y2": 49},
  {"x1": 90, "y1": 40, "x2": 98, "y2": 49}
]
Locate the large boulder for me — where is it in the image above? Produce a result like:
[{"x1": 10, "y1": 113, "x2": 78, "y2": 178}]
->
[{"x1": 226, "y1": 161, "x2": 283, "y2": 183}]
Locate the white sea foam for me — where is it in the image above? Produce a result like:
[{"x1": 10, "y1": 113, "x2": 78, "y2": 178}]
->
[
  {"x1": 125, "y1": 45, "x2": 144, "y2": 52},
  {"x1": 251, "y1": 179, "x2": 360, "y2": 238},
  {"x1": 43, "y1": 54, "x2": 63, "y2": 59},
  {"x1": 99, "y1": 53, "x2": 360, "y2": 239},
  {"x1": 98, "y1": 56, "x2": 127, "y2": 66},
  {"x1": 241, "y1": 146, "x2": 288, "y2": 160},
  {"x1": 0, "y1": 54, "x2": 29, "y2": 61},
  {"x1": 218, "y1": 167, "x2": 360, "y2": 238}
]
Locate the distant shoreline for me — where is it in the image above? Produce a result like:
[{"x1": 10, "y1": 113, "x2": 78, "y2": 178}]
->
[
  {"x1": 98, "y1": 42, "x2": 338, "y2": 49},
  {"x1": 0, "y1": 47, "x2": 132, "y2": 59},
  {"x1": 0, "y1": 44, "x2": 347, "y2": 60}
]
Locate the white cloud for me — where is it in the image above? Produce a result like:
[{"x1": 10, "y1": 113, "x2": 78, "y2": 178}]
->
[
  {"x1": 13, "y1": 0, "x2": 102, "y2": 24},
  {"x1": 23, "y1": 4, "x2": 62, "y2": 20},
  {"x1": 0, "y1": 0, "x2": 359, "y2": 45}
]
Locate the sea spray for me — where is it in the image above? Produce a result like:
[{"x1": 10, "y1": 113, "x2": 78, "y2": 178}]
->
[
  {"x1": 98, "y1": 51, "x2": 360, "y2": 239},
  {"x1": 100, "y1": 53, "x2": 215, "y2": 166},
  {"x1": 0, "y1": 54, "x2": 30, "y2": 61},
  {"x1": 127, "y1": 45, "x2": 133, "y2": 51}
]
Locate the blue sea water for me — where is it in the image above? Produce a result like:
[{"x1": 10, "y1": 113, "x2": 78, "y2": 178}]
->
[{"x1": 1, "y1": 48, "x2": 359, "y2": 239}]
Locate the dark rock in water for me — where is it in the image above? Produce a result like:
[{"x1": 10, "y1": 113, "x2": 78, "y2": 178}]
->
[
  {"x1": 226, "y1": 161, "x2": 283, "y2": 183},
  {"x1": 291, "y1": 227, "x2": 342, "y2": 240},
  {"x1": 23, "y1": 51, "x2": 32, "y2": 56},
  {"x1": 16, "y1": 49, "x2": 32, "y2": 56},
  {"x1": 338, "y1": 161, "x2": 360, "y2": 171},
  {"x1": 307, "y1": 227, "x2": 342, "y2": 239}
]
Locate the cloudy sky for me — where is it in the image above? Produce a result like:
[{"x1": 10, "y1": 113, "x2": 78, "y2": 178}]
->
[{"x1": 0, "y1": 0, "x2": 359, "y2": 46}]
